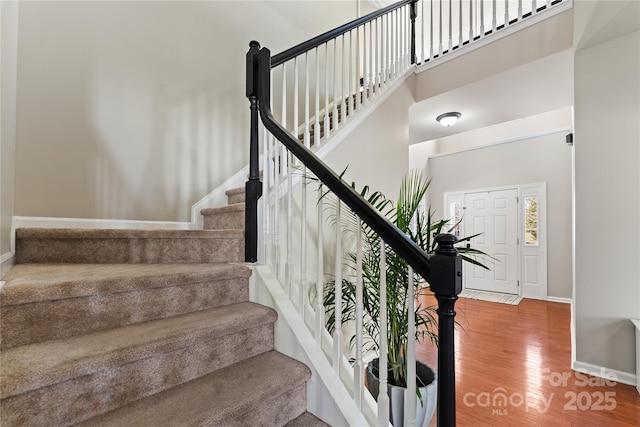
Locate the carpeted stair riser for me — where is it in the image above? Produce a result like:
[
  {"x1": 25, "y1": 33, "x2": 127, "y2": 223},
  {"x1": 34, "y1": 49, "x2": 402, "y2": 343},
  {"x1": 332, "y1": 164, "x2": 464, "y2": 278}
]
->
[
  {"x1": 0, "y1": 182, "x2": 323, "y2": 425},
  {"x1": 1, "y1": 265, "x2": 250, "y2": 349},
  {"x1": 75, "y1": 351, "x2": 311, "y2": 427},
  {"x1": 1, "y1": 304, "x2": 276, "y2": 426},
  {"x1": 15, "y1": 228, "x2": 243, "y2": 264},
  {"x1": 201, "y1": 203, "x2": 245, "y2": 230}
]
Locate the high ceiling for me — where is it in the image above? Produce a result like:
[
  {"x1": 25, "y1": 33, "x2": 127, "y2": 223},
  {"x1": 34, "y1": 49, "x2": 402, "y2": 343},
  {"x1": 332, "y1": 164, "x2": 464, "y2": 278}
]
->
[
  {"x1": 408, "y1": 5, "x2": 575, "y2": 145},
  {"x1": 409, "y1": 48, "x2": 574, "y2": 144}
]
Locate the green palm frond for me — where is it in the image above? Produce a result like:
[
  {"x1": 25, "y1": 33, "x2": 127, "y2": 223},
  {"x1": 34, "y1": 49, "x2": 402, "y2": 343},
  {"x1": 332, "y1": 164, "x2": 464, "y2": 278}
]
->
[{"x1": 322, "y1": 169, "x2": 490, "y2": 387}]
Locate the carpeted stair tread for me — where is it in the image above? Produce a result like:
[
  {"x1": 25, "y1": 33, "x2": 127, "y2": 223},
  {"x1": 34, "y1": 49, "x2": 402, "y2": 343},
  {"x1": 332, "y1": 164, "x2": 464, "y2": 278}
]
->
[
  {"x1": 200, "y1": 203, "x2": 245, "y2": 216},
  {"x1": 225, "y1": 187, "x2": 246, "y2": 204},
  {"x1": 15, "y1": 227, "x2": 243, "y2": 239},
  {"x1": 0, "y1": 263, "x2": 250, "y2": 305},
  {"x1": 285, "y1": 412, "x2": 331, "y2": 427},
  {"x1": 1, "y1": 263, "x2": 253, "y2": 348},
  {"x1": 1, "y1": 302, "x2": 276, "y2": 398},
  {"x1": 75, "y1": 351, "x2": 311, "y2": 427},
  {"x1": 201, "y1": 203, "x2": 245, "y2": 230},
  {"x1": 15, "y1": 228, "x2": 244, "y2": 264}
]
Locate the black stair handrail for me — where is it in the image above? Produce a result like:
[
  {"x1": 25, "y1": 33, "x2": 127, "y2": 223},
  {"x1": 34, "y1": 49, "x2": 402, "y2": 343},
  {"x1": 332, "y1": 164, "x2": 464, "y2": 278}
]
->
[
  {"x1": 244, "y1": 2, "x2": 461, "y2": 425},
  {"x1": 271, "y1": 0, "x2": 417, "y2": 67},
  {"x1": 252, "y1": 45, "x2": 431, "y2": 282}
]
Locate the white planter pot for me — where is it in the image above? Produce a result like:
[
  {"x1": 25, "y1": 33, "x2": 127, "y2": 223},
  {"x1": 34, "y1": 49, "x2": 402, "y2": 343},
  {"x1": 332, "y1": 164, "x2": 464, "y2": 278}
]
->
[{"x1": 366, "y1": 358, "x2": 437, "y2": 427}]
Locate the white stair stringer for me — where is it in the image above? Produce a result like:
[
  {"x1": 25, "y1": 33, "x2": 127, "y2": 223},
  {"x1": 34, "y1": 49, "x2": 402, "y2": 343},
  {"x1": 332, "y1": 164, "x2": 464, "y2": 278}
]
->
[{"x1": 250, "y1": 264, "x2": 376, "y2": 427}]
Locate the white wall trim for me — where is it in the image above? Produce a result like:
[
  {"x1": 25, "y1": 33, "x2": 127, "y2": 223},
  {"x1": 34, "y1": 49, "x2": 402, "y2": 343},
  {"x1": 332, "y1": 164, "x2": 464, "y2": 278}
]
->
[
  {"x1": 12, "y1": 216, "x2": 195, "y2": 230},
  {"x1": 546, "y1": 296, "x2": 572, "y2": 304},
  {"x1": 429, "y1": 126, "x2": 572, "y2": 160},
  {"x1": 572, "y1": 360, "x2": 636, "y2": 387},
  {"x1": 415, "y1": 0, "x2": 573, "y2": 74}
]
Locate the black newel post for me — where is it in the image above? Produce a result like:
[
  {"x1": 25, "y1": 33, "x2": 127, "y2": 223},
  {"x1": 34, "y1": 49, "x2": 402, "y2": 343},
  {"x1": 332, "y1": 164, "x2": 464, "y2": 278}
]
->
[
  {"x1": 245, "y1": 41, "x2": 263, "y2": 263},
  {"x1": 410, "y1": 0, "x2": 418, "y2": 64},
  {"x1": 430, "y1": 233, "x2": 463, "y2": 427}
]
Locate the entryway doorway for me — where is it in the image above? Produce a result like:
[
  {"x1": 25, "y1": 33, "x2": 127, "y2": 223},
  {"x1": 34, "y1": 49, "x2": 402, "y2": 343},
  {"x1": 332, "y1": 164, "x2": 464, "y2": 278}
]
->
[{"x1": 444, "y1": 183, "x2": 547, "y2": 299}]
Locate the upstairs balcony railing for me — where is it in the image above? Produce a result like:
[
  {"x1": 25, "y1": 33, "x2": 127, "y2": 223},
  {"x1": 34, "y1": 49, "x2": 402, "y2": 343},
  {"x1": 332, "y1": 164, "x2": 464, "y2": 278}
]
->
[{"x1": 244, "y1": 1, "x2": 568, "y2": 426}]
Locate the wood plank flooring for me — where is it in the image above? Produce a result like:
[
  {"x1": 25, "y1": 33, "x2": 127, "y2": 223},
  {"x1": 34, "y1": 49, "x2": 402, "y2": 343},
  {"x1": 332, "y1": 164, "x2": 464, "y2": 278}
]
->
[{"x1": 416, "y1": 296, "x2": 640, "y2": 426}]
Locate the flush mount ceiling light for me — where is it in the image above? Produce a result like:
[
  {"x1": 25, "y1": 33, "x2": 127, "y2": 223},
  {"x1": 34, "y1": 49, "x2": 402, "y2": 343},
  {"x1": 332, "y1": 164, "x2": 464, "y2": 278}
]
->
[{"x1": 436, "y1": 112, "x2": 461, "y2": 127}]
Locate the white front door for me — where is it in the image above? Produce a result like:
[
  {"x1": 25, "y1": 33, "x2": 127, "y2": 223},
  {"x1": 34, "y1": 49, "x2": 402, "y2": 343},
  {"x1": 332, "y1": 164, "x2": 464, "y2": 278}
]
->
[{"x1": 463, "y1": 189, "x2": 519, "y2": 294}]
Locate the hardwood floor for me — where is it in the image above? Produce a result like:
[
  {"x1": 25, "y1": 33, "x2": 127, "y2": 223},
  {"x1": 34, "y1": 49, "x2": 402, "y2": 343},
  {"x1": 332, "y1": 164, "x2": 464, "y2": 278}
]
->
[{"x1": 417, "y1": 296, "x2": 640, "y2": 426}]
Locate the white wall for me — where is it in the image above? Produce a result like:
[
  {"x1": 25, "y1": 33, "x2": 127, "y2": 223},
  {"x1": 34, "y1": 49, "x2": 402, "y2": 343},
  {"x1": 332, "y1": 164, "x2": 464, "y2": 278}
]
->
[
  {"x1": 426, "y1": 129, "x2": 573, "y2": 299},
  {"x1": 574, "y1": 12, "x2": 640, "y2": 379},
  {"x1": 1, "y1": 0, "x2": 19, "y2": 274},
  {"x1": 13, "y1": 0, "x2": 358, "y2": 222},
  {"x1": 324, "y1": 76, "x2": 415, "y2": 198}
]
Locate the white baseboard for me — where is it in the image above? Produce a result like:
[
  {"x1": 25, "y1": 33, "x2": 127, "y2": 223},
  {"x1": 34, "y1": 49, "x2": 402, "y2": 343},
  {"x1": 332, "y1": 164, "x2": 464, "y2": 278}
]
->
[
  {"x1": 546, "y1": 296, "x2": 572, "y2": 304},
  {"x1": 572, "y1": 360, "x2": 636, "y2": 387},
  {"x1": 1, "y1": 252, "x2": 15, "y2": 278},
  {"x1": 13, "y1": 216, "x2": 195, "y2": 230}
]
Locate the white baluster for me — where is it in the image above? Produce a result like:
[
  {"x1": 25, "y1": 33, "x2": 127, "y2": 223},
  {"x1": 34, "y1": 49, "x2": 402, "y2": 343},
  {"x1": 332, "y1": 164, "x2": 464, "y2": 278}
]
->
[
  {"x1": 407, "y1": 266, "x2": 417, "y2": 427},
  {"x1": 382, "y1": 14, "x2": 388, "y2": 85},
  {"x1": 363, "y1": 23, "x2": 369, "y2": 102},
  {"x1": 354, "y1": 218, "x2": 364, "y2": 408},
  {"x1": 286, "y1": 62, "x2": 295, "y2": 297},
  {"x1": 420, "y1": 0, "x2": 425, "y2": 63},
  {"x1": 293, "y1": 57, "x2": 299, "y2": 146},
  {"x1": 377, "y1": 240, "x2": 389, "y2": 426},
  {"x1": 480, "y1": 0, "x2": 485, "y2": 36},
  {"x1": 262, "y1": 127, "x2": 270, "y2": 264},
  {"x1": 353, "y1": 27, "x2": 359, "y2": 113},
  {"x1": 333, "y1": 38, "x2": 339, "y2": 132},
  {"x1": 532, "y1": 0, "x2": 537, "y2": 14},
  {"x1": 403, "y1": 7, "x2": 407, "y2": 69},
  {"x1": 324, "y1": 42, "x2": 330, "y2": 140},
  {"x1": 333, "y1": 198, "x2": 343, "y2": 373},
  {"x1": 439, "y1": 0, "x2": 443, "y2": 56},
  {"x1": 300, "y1": 164, "x2": 307, "y2": 317},
  {"x1": 286, "y1": 149, "x2": 293, "y2": 297},
  {"x1": 546, "y1": 0, "x2": 551, "y2": 10},
  {"x1": 315, "y1": 48, "x2": 320, "y2": 148},
  {"x1": 505, "y1": 0, "x2": 509, "y2": 27},
  {"x1": 270, "y1": 69, "x2": 281, "y2": 278},
  {"x1": 304, "y1": 52, "x2": 311, "y2": 148},
  {"x1": 518, "y1": 0, "x2": 523, "y2": 21},
  {"x1": 430, "y1": 0, "x2": 434, "y2": 59},
  {"x1": 347, "y1": 30, "x2": 353, "y2": 115},
  {"x1": 492, "y1": 0, "x2": 497, "y2": 32},
  {"x1": 393, "y1": 9, "x2": 402, "y2": 75},
  {"x1": 449, "y1": 0, "x2": 453, "y2": 52},
  {"x1": 316, "y1": 184, "x2": 324, "y2": 344},
  {"x1": 281, "y1": 64, "x2": 287, "y2": 135},
  {"x1": 369, "y1": 21, "x2": 374, "y2": 97},
  {"x1": 341, "y1": 35, "x2": 347, "y2": 123},
  {"x1": 460, "y1": 0, "x2": 464, "y2": 46},
  {"x1": 470, "y1": 0, "x2": 474, "y2": 41}
]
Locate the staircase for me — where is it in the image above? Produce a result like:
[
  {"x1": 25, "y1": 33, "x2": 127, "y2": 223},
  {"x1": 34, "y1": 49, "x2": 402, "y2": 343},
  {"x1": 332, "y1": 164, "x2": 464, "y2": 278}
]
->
[{"x1": 0, "y1": 188, "x2": 328, "y2": 426}]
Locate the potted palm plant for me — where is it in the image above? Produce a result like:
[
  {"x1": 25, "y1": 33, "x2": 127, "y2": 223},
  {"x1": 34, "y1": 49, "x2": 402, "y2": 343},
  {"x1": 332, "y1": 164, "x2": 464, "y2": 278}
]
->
[{"x1": 323, "y1": 170, "x2": 487, "y2": 427}]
